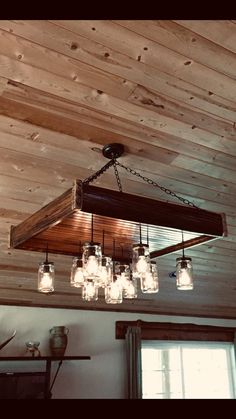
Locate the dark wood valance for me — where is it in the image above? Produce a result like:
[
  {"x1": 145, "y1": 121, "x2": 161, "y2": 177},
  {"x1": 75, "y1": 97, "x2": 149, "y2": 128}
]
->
[{"x1": 116, "y1": 320, "x2": 236, "y2": 342}]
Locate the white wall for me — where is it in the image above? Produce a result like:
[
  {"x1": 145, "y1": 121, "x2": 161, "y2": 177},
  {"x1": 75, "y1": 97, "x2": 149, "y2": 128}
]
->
[{"x1": 0, "y1": 305, "x2": 236, "y2": 398}]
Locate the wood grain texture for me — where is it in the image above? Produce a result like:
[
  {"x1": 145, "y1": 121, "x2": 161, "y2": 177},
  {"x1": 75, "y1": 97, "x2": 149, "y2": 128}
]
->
[
  {"x1": 0, "y1": 20, "x2": 236, "y2": 318},
  {"x1": 9, "y1": 181, "x2": 226, "y2": 259}
]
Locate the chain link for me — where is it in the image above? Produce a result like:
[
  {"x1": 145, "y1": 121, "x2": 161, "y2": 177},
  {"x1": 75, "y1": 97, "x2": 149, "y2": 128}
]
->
[
  {"x1": 115, "y1": 160, "x2": 198, "y2": 208},
  {"x1": 113, "y1": 160, "x2": 123, "y2": 192},
  {"x1": 82, "y1": 159, "x2": 115, "y2": 185}
]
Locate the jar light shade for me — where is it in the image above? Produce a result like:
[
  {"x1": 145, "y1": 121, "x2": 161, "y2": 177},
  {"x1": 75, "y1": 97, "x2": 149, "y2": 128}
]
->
[
  {"x1": 96, "y1": 256, "x2": 113, "y2": 287},
  {"x1": 105, "y1": 280, "x2": 123, "y2": 304},
  {"x1": 123, "y1": 278, "x2": 138, "y2": 299},
  {"x1": 70, "y1": 257, "x2": 84, "y2": 287},
  {"x1": 140, "y1": 261, "x2": 159, "y2": 293},
  {"x1": 115, "y1": 263, "x2": 137, "y2": 299},
  {"x1": 38, "y1": 261, "x2": 55, "y2": 293},
  {"x1": 82, "y1": 280, "x2": 98, "y2": 301},
  {"x1": 176, "y1": 257, "x2": 193, "y2": 290},
  {"x1": 82, "y1": 242, "x2": 102, "y2": 279},
  {"x1": 132, "y1": 243, "x2": 150, "y2": 278},
  {"x1": 115, "y1": 263, "x2": 130, "y2": 288}
]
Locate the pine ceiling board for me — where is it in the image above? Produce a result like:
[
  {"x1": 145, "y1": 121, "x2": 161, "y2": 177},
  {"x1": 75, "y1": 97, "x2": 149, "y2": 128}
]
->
[
  {"x1": 2, "y1": 102, "x2": 234, "y2": 204},
  {"x1": 2, "y1": 100, "x2": 236, "y2": 189},
  {"x1": 2, "y1": 147, "x2": 236, "y2": 219},
  {"x1": 114, "y1": 20, "x2": 236, "y2": 80},
  {"x1": 1, "y1": 151, "x2": 236, "y2": 216},
  {"x1": 0, "y1": 55, "x2": 228, "y2": 152},
  {"x1": 49, "y1": 20, "x2": 236, "y2": 103},
  {"x1": 0, "y1": 288, "x2": 235, "y2": 319},
  {"x1": 0, "y1": 28, "x2": 136, "y2": 101},
  {"x1": 0, "y1": 88, "x2": 234, "y2": 179},
  {"x1": 174, "y1": 20, "x2": 236, "y2": 54},
  {"x1": 129, "y1": 85, "x2": 236, "y2": 143},
  {"x1": 1, "y1": 20, "x2": 236, "y2": 123},
  {"x1": 183, "y1": 246, "x2": 236, "y2": 261},
  {"x1": 2, "y1": 90, "x2": 236, "y2": 175}
]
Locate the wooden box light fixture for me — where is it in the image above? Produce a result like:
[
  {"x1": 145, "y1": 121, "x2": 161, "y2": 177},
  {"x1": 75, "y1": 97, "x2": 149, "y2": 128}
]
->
[{"x1": 9, "y1": 144, "x2": 227, "y2": 302}]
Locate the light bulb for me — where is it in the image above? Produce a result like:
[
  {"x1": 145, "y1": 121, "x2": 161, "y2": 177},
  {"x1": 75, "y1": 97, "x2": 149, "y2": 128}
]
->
[
  {"x1": 136, "y1": 255, "x2": 149, "y2": 273},
  {"x1": 41, "y1": 272, "x2": 52, "y2": 288},
  {"x1": 82, "y1": 281, "x2": 98, "y2": 301},
  {"x1": 123, "y1": 281, "x2": 137, "y2": 299},
  {"x1": 140, "y1": 262, "x2": 159, "y2": 294},
  {"x1": 86, "y1": 255, "x2": 99, "y2": 275},
  {"x1": 73, "y1": 268, "x2": 84, "y2": 287},
  {"x1": 176, "y1": 257, "x2": 193, "y2": 290},
  {"x1": 105, "y1": 281, "x2": 123, "y2": 304},
  {"x1": 38, "y1": 262, "x2": 54, "y2": 293},
  {"x1": 177, "y1": 268, "x2": 193, "y2": 290}
]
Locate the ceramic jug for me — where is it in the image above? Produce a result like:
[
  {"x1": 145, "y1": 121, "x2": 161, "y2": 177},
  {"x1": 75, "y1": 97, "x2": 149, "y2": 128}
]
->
[{"x1": 49, "y1": 326, "x2": 69, "y2": 356}]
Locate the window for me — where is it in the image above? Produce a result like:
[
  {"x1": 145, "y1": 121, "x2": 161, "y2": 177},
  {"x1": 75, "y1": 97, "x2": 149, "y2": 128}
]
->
[
  {"x1": 142, "y1": 341, "x2": 236, "y2": 399},
  {"x1": 116, "y1": 319, "x2": 236, "y2": 399}
]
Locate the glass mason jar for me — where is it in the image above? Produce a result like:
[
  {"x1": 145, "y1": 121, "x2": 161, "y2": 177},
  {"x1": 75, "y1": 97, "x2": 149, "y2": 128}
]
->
[
  {"x1": 70, "y1": 257, "x2": 84, "y2": 287},
  {"x1": 140, "y1": 261, "x2": 159, "y2": 293},
  {"x1": 132, "y1": 243, "x2": 150, "y2": 278},
  {"x1": 115, "y1": 263, "x2": 131, "y2": 289},
  {"x1": 82, "y1": 279, "x2": 99, "y2": 301},
  {"x1": 176, "y1": 257, "x2": 193, "y2": 290},
  {"x1": 105, "y1": 279, "x2": 123, "y2": 304},
  {"x1": 38, "y1": 261, "x2": 55, "y2": 293},
  {"x1": 95, "y1": 256, "x2": 113, "y2": 287},
  {"x1": 82, "y1": 242, "x2": 102, "y2": 279},
  {"x1": 123, "y1": 277, "x2": 138, "y2": 299}
]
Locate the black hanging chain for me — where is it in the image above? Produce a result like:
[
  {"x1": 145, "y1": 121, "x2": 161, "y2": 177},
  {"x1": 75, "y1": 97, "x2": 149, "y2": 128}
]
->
[
  {"x1": 115, "y1": 160, "x2": 198, "y2": 208},
  {"x1": 82, "y1": 159, "x2": 115, "y2": 185},
  {"x1": 82, "y1": 152, "x2": 198, "y2": 208},
  {"x1": 113, "y1": 160, "x2": 123, "y2": 192},
  {"x1": 82, "y1": 158, "x2": 123, "y2": 192}
]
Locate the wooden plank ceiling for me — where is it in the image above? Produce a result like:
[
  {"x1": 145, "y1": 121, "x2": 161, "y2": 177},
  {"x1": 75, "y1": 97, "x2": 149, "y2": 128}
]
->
[{"x1": 0, "y1": 20, "x2": 236, "y2": 318}]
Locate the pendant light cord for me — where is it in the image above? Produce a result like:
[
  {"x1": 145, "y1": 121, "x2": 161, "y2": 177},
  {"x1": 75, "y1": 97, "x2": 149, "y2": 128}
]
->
[
  {"x1": 182, "y1": 231, "x2": 185, "y2": 258},
  {"x1": 139, "y1": 224, "x2": 142, "y2": 244},
  {"x1": 91, "y1": 214, "x2": 94, "y2": 243}
]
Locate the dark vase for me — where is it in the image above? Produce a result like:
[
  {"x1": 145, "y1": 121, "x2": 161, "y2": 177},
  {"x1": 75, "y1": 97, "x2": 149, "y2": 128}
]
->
[{"x1": 49, "y1": 326, "x2": 69, "y2": 357}]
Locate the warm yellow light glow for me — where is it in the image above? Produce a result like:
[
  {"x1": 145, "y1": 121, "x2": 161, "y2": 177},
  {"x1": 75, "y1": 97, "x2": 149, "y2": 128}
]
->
[
  {"x1": 136, "y1": 255, "x2": 149, "y2": 273},
  {"x1": 105, "y1": 281, "x2": 122, "y2": 304},
  {"x1": 177, "y1": 268, "x2": 193, "y2": 290},
  {"x1": 38, "y1": 272, "x2": 54, "y2": 293},
  {"x1": 72, "y1": 268, "x2": 84, "y2": 287},
  {"x1": 123, "y1": 281, "x2": 137, "y2": 299},
  {"x1": 85, "y1": 255, "x2": 99, "y2": 275},
  {"x1": 82, "y1": 281, "x2": 98, "y2": 301}
]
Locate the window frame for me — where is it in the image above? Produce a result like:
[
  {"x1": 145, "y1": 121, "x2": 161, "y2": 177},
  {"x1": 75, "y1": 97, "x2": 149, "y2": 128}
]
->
[
  {"x1": 116, "y1": 320, "x2": 236, "y2": 399},
  {"x1": 141, "y1": 339, "x2": 236, "y2": 399}
]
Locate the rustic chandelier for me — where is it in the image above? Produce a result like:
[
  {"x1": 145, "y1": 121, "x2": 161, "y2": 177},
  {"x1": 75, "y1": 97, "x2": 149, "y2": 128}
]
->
[{"x1": 10, "y1": 143, "x2": 226, "y2": 304}]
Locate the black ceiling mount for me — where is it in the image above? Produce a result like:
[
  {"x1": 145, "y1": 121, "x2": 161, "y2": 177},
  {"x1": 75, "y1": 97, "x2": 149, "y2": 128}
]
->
[{"x1": 102, "y1": 143, "x2": 125, "y2": 160}]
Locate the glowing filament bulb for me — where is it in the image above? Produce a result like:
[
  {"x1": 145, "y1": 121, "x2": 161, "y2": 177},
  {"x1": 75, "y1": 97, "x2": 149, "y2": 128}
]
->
[
  {"x1": 86, "y1": 255, "x2": 99, "y2": 275},
  {"x1": 176, "y1": 257, "x2": 193, "y2": 290},
  {"x1": 136, "y1": 255, "x2": 149, "y2": 273},
  {"x1": 41, "y1": 272, "x2": 53, "y2": 288},
  {"x1": 73, "y1": 268, "x2": 84, "y2": 287},
  {"x1": 105, "y1": 281, "x2": 123, "y2": 304},
  {"x1": 38, "y1": 262, "x2": 54, "y2": 293},
  {"x1": 82, "y1": 281, "x2": 98, "y2": 301}
]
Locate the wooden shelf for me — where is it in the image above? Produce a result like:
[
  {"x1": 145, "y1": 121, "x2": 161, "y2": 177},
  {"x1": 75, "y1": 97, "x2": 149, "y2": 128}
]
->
[
  {"x1": 0, "y1": 355, "x2": 91, "y2": 398},
  {"x1": 0, "y1": 356, "x2": 91, "y2": 361}
]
